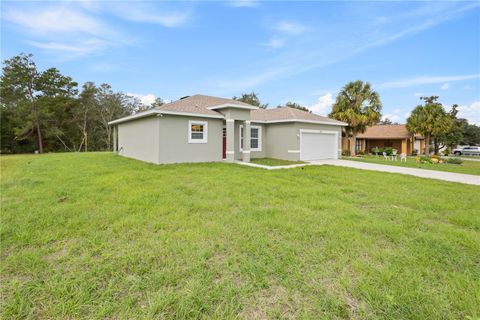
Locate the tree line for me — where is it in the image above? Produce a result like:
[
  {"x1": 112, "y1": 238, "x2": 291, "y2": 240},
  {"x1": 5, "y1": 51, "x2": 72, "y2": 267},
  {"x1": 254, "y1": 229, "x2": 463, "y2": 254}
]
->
[
  {"x1": 327, "y1": 80, "x2": 480, "y2": 155},
  {"x1": 1, "y1": 54, "x2": 479, "y2": 155},
  {"x1": 0, "y1": 54, "x2": 164, "y2": 154}
]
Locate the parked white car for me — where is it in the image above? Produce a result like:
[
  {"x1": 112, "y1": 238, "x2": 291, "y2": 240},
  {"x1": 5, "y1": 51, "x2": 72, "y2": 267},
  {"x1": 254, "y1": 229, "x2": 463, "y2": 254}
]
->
[{"x1": 452, "y1": 146, "x2": 480, "y2": 156}]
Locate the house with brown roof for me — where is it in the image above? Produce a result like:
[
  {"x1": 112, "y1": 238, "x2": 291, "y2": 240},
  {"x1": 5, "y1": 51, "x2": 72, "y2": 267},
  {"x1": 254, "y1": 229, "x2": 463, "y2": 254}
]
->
[
  {"x1": 109, "y1": 94, "x2": 347, "y2": 164},
  {"x1": 353, "y1": 124, "x2": 424, "y2": 155}
]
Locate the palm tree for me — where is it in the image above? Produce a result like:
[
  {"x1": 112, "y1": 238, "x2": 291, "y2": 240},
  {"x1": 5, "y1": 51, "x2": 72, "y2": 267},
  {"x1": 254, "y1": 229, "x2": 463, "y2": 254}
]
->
[
  {"x1": 329, "y1": 81, "x2": 382, "y2": 156},
  {"x1": 406, "y1": 96, "x2": 452, "y2": 155}
]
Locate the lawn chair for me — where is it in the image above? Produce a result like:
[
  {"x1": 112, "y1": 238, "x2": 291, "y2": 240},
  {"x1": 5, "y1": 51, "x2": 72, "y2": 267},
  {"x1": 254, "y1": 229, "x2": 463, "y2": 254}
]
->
[
  {"x1": 382, "y1": 152, "x2": 388, "y2": 160},
  {"x1": 400, "y1": 153, "x2": 407, "y2": 162},
  {"x1": 391, "y1": 150, "x2": 398, "y2": 161}
]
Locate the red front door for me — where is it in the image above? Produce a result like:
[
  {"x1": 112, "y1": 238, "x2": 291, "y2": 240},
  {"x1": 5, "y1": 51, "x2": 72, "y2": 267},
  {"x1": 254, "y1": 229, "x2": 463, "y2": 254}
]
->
[{"x1": 222, "y1": 128, "x2": 226, "y2": 159}]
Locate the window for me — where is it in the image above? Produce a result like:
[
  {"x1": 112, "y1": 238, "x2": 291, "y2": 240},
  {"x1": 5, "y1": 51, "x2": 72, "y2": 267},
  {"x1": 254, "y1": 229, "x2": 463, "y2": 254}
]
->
[
  {"x1": 240, "y1": 125, "x2": 262, "y2": 151},
  {"x1": 251, "y1": 127, "x2": 259, "y2": 149},
  {"x1": 188, "y1": 120, "x2": 208, "y2": 143},
  {"x1": 355, "y1": 139, "x2": 361, "y2": 152}
]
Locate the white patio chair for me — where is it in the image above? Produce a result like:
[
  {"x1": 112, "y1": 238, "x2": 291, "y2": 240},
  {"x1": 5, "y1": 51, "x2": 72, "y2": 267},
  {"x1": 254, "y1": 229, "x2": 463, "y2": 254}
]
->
[
  {"x1": 391, "y1": 150, "x2": 398, "y2": 161},
  {"x1": 400, "y1": 153, "x2": 407, "y2": 162},
  {"x1": 382, "y1": 152, "x2": 388, "y2": 160}
]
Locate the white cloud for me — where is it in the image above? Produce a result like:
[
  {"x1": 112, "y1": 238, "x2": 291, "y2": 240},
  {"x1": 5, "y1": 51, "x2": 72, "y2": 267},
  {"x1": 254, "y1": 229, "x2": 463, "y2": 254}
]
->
[
  {"x1": 382, "y1": 114, "x2": 402, "y2": 123},
  {"x1": 228, "y1": 0, "x2": 258, "y2": 7},
  {"x1": 117, "y1": 8, "x2": 191, "y2": 27},
  {"x1": 309, "y1": 93, "x2": 334, "y2": 115},
  {"x1": 457, "y1": 101, "x2": 480, "y2": 125},
  {"x1": 5, "y1": 7, "x2": 106, "y2": 36},
  {"x1": 264, "y1": 38, "x2": 286, "y2": 49},
  {"x1": 4, "y1": 2, "x2": 190, "y2": 59},
  {"x1": 274, "y1": 21, "x2": 308, "y2": 35},
  {"x1": 376, "y1": 74, "x2": 480, "y2": 89},
  {"x1": 464, "y1": 85, "x2": 472, "y2": 90},
  {"x1": 414, "y1": 92, "x2": 423, "y2": 97},
  {"x1": 4, "y1": 5, "x2": 123, "y2": 59},
  {"x1": 128, "y1": 93, "x2": 158, "y2": 105},
  {"x1": 26, "y1": 38, "x2": 110, "y2": 57},
  {"x1": 441, "y1": 83, "x2": 450, "y2": 90}
]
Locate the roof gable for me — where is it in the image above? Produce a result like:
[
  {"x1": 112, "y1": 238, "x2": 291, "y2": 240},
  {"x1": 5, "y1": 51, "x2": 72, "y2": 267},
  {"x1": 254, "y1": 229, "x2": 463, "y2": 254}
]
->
[
  {"x1": 156, "y1": 94, "x2": 256, "y2": 116},
  {"x1": 357, "y1": 125, "x2": 419, "y2": 138}
]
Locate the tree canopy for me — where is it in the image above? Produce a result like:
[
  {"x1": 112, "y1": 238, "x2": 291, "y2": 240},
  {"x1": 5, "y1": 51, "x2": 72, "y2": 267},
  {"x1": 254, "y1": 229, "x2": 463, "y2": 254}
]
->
[
  {"x1": 329, "y1": 80, "x2": 382, "y2": 155},
  {"x1": 278, "y1": 102, "x2": 311, "y2": 113},
  {"x1": 406, "y1": 96, "x2": 453, "y2": 155},
  {"x1": 462, "y1": 123, "x2": 480, "y2": 145},
  {"x1": 232, "y1": 92, "x2": 268, "y2": 109},
  {"x1": 1, "y1": 54, "x2": 147, "y2": 154}
]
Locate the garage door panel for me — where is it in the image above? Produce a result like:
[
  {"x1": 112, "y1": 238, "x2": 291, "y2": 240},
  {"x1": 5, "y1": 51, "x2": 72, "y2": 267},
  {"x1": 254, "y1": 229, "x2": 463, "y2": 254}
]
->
[{"x1": 300, "y1": 132, "x2": 337, "y2": 160}]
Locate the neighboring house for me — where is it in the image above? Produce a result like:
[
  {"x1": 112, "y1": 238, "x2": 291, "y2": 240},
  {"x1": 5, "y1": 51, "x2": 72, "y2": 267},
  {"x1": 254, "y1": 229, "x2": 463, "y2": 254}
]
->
[
  {"x1": 354, "y1": 124, "x2": 424, "y2": 155},
  {"x1": 108, "y1": 94, "x2": 347, "y2": 164}
]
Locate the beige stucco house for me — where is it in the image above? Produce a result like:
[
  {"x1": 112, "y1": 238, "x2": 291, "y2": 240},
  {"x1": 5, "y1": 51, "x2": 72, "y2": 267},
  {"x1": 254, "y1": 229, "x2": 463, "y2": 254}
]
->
[
  {"x1": 108, "y1": 94, "x2": 347, "y2": 164},
  {"x1": 354, "y1": 124, "x2": 425, "y2": 155}
]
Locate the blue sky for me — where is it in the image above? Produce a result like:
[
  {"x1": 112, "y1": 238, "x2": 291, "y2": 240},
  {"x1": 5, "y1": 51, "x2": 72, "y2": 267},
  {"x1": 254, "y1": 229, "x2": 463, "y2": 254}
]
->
[{"x1": 2, "y1": 1, "x2": 480, "y2": 123}]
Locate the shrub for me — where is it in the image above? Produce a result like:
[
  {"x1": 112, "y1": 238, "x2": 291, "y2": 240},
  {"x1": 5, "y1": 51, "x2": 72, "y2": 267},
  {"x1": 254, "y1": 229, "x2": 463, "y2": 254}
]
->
[
  {"x1": 418, "y1": 155, "x2": 433, "y2": 164},
  {"x1": 372, "y1": 147, "x2": 397, "y2": 156},
  {"x1": 342, "y1": 150, "x2": 350, "y2": 156},
  {"x1": 446, "y1": 157, "x2": 463, "y2": 165},
  {"x1": 382, "y1": 147, "x2": 395, "y2": 156},
  {"x1": 356, "y1": 150, "x2": 365, "y2": 156},
  {"x1": 412, "y1": 149, "x2": 419, "y2": 156}
]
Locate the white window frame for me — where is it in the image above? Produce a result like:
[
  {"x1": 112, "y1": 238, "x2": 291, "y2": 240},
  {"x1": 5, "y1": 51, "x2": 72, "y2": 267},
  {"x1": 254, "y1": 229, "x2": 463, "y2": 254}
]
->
[
  {"x1": 239, "y1": 125, "x2": 262, "y2": 152},
  {"x1": 188, "y1": 120, "x2": 208, "y2": 144}
]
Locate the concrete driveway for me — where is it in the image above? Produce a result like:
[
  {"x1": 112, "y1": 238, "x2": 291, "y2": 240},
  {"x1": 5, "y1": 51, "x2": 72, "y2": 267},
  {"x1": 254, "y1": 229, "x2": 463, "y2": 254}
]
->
[{"x1": 309, "y1": 159, "x2": 480, "y2": 186}]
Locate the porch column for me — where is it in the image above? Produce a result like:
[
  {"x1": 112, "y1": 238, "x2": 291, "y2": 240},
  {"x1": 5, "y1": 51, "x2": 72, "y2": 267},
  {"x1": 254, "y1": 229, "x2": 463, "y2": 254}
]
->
[
  {"x1": 113, "y1": 125, "x2": 117, "y2": 152},
  {"x1": 243, "y1": 120, "x2": 251, "y2": 162},
  {"x1": 420, "y1": 140, "x2": 425, "y2": 155},
  {"x1": 226, "y1": 119, "x2": 235, "y2": 162},
  {"x1": 361, "y1": 139, "x2": 366, "y2": 153},
  {"x1": 401, "y1": 139, "x2": 407, "y2": 155}
]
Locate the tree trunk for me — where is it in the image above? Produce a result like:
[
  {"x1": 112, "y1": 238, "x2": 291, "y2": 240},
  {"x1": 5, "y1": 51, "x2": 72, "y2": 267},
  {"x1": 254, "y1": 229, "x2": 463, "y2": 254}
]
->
[
  {"x1": 424, "y1": 134, "x2": 430, "y2": 155},
  {"x1": 349, "y1": 132, "x2": 357, "y2": 156},
  {"x1": 36, "y1": 122, "x2": 43, "y2": 153},
  {"x1": 106, "y1": 127, "x2": 111, "y2": 151}
]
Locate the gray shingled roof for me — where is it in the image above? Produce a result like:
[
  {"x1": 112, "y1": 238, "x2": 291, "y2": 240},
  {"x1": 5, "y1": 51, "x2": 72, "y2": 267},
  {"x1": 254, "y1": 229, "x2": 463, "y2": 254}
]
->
[
  {"x1": 251, "y1": 107, "x2": 346, "y2": 125},
  {"x1": 156, "y1": 94, "x2": 254, "y2": 116},
  {"x1": 110, "y1": 94, "x2": 346, "y2": 125}
]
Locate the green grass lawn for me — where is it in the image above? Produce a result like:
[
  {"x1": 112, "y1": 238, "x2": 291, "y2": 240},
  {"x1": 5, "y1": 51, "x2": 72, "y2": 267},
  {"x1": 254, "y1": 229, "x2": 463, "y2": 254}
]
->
[
  {"x1": 346, "y1": 155, "x2": 480, "y2": 175},
  {"x1": 1, "y1": 153, "x2": 479, "y2": 319},
  {"x1": 250, "y1": 157, "x2": 305, "y2": 166}
]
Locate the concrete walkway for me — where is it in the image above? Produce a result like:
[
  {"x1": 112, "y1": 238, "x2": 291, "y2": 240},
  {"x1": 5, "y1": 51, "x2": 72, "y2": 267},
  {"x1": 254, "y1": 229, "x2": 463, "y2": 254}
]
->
[
  {"x1": 458, "y1": 157, "x2": 480, "y2": 162},
  {"x1": 236, "y1": 159, "x2": 480, "y2": 185},
  {"x1": 309, "y1": 160, "x2": 480, "y2": 186}
]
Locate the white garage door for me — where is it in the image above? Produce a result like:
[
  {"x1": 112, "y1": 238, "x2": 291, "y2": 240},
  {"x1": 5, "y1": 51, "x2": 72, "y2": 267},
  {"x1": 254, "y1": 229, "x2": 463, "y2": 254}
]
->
[{"x1": 300, "y1": 131, "x2": 337, "y2": 161}]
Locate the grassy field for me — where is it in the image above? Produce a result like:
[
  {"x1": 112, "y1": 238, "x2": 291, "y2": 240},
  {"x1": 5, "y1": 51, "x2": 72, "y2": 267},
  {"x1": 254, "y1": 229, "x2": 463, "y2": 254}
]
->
[
  {"x1": 1, "y1": 153, "x2": 479, "y2": 319},
  {"x1": 346, "y1": 155, "x2": 480, "y2": 175},
  {"x1": 250, "y1": 158, "x2": 305, "y2": 166}
]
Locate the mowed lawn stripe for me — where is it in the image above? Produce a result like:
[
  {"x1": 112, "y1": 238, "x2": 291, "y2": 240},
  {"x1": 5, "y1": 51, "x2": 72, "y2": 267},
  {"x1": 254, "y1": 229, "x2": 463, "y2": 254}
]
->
[{"x1": 1, "y1": 153, "x2": 479, "y2": 319}]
